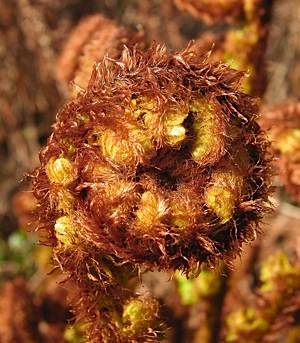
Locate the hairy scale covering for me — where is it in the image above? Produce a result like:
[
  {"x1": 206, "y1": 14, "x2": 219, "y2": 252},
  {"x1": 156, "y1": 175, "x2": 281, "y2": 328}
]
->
[{"x1": 33, "y1": 44, "x2": 272, "y2": 275}]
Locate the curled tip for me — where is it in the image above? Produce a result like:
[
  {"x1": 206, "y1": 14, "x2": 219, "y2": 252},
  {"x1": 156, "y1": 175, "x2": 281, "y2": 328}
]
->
[
  {"x1": 54, "y1": 215, "x2": 78, "y2": 245},
  {"x1": 34, "y1": 42, "x2": 272, "y2": 279},
  {"x1": 46, "y1": 157, "x2": 77, "y2": 186}
]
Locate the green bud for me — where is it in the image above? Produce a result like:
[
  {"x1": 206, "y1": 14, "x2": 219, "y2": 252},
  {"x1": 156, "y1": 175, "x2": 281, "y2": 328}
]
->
[{"x1": 122, "y1": 297, "x2": 159, "y2": 336}]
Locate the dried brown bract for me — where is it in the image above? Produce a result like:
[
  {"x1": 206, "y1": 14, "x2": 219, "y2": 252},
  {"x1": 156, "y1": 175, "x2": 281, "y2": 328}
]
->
[
  {"x1": 56, "y1": 14, "x2": 144, "y2": 95},
  {"x1": 261, "y1": 102, "x2": 300, "y2": 203},
  {"x1": 33, "y1": 43, "x2": 272, "y2": 273}
]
